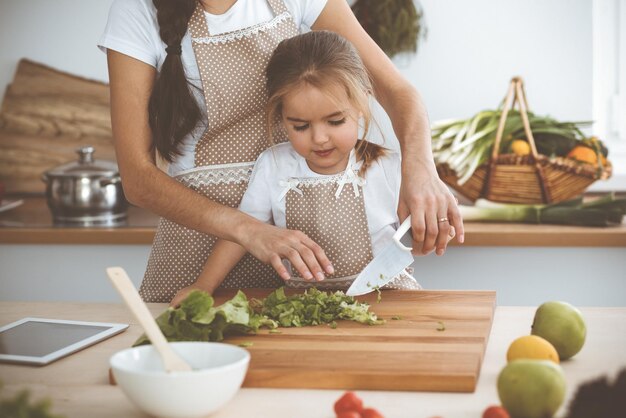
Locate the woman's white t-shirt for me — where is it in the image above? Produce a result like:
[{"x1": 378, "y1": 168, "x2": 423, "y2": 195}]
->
[
  {"x1": 238, "y1": 142, "x2": 403, "y2": 257},
  {"x1": 98, "y1": 0, "x2": 328, "y2": 175}
]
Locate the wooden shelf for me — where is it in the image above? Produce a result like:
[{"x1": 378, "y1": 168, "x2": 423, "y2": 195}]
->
[{"x1": 1, "y1": 197, "x2": 624, "y2": 246}]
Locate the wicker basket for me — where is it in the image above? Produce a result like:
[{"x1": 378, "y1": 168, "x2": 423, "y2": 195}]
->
[{"x1": 437, "y1": 77, "x2": 612, "y2": 204}]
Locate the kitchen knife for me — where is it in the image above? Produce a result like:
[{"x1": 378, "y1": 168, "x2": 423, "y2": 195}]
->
[{"x1": 346, "y1": 216, "x2": 414, "y2": 296}]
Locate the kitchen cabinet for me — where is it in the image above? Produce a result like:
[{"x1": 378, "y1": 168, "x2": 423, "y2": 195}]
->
[
  {"x1": 1, "y1": 300, "x2": 624, "y2": 418},
  {"x1": 1, "y1": 197, "x2": 625, "y2": 306}
]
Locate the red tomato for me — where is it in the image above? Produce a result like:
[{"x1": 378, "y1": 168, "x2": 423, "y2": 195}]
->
[
  {"x1": 361, "y1": 407, "x2": 385, "y2": 418},
  {"x1": 334, "y1": 391, "x2": 364, "y2": 414},
  {"x1": 337, "y1": 412, "x2": 362, "y2": 418},
  {"x1": 483, "y1": 405, "x2": 510, "y2": 418}
]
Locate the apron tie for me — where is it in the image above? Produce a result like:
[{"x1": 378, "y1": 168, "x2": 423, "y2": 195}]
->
[
  {"x1": 335, "y1": 164, "x2": 366, "y2": 199},
  {"x1": 279, "y1": 178, "x2": 303, "y2": 201}
]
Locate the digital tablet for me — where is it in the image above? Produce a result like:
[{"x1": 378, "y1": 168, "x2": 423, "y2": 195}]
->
[{"x1": 0, "y1": 317, "x2": 128, "y2": 366}]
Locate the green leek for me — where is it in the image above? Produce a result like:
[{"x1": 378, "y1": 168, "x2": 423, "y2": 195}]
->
[{"x1": 459, "y1": 193, "x2": 626, "y2": 227}]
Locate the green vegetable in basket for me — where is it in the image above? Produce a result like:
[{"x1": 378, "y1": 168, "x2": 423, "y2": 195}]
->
[
  {"x1": 459, "y1": 193, "x2": 626, "y2": 227},
  {"x1": 431, "y1": 109, "x2": 597, "y2": 185}
]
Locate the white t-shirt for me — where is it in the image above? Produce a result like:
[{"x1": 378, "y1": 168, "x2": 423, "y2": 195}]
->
[
  {"x1": 98, "y1": 0, "x2": 328, "y2": 175},
  {"x1": 238, "y1": 142, "x2": 403, "y2": 257}
]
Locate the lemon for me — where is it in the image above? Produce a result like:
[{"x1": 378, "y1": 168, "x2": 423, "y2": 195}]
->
[
  {"x1": 507, "y1": 335, "x2": 559, "y2": 364},
  {"x1": 511, "y1": 139, "x2": 531, "y2": 156}
]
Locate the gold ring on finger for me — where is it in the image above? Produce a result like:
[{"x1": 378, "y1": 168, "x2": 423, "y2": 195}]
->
[{"x1": 438, "y1": 217, "x2": 449, "y2": 223}]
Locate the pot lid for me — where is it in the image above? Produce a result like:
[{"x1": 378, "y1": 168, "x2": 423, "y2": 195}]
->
[{"x1": 44, "y1": 146, "x2": 119, "y2": 178}]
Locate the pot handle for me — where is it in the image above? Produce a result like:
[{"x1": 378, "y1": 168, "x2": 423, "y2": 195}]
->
[{"x1": 99, "y1": 177, "x2": 122, "y2": 187}]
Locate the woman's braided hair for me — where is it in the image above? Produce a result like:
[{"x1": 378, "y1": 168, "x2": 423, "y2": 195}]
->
[{"x1": 149, "y1": 0, "x2": 200, "y2": 162}]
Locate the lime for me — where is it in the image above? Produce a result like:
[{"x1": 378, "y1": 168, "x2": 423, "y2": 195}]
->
[
  {"x1": 498, "y1": 359, "x2": 566, "y2": 418},
  {"x1": 531, "y1": 301, "x2": 586, "y2": 360}
]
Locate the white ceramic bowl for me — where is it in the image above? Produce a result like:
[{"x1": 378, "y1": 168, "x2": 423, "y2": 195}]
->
[{"x1": 110, "y1": 342, "x2": 250, "y2": 418}]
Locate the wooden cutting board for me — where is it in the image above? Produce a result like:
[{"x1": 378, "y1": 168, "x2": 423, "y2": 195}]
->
[{"x1": 215, "y1": 289, "x2": 496, "y2": 393}]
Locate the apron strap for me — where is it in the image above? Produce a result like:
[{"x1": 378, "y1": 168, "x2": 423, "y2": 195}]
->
[
  {"x1": 189, "y1": 1, "x2": 211, "y2": 38},
  {"x1": 335, "y1": 167, "x2": 366, "y2": 199},
  {"x1": 267, "y1": 0, "x2": 289, "y2": 15}
]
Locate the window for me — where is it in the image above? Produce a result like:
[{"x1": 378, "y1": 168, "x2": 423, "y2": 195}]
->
[{"x1": 591, "y1": 0, "x2": 626, "y2": 190}]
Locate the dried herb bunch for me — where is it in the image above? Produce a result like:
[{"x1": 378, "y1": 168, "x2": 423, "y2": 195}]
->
[{"x1": 351, "y1": 0, "x2": 426, "y2": 57}]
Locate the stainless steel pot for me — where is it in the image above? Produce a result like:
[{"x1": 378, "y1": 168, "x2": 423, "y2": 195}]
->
[{"x1": 42, "y1": 146, "x2": 128, "y2": 226}]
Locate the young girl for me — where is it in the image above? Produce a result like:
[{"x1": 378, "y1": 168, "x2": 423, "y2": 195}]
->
[{"x1": 171, "y1": 30, "x2": 443, "y2": 305}]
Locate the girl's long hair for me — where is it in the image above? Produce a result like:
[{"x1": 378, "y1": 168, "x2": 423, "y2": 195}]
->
[
  {"x1": 148, "y1": 0, "x2": 200, "y2": 162},
  {"x1": 265, "y1": 30, "x2": 386, "y2": 176}
]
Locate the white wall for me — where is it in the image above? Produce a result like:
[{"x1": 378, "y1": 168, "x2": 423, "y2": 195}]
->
[
  {"x1": 0, "y1": 0, "x2": 113, "y2": 99},
  {"x1": 370, "y1": 0, "x2": 592, "y2": 145},
  {"x1": 0, "y1": 0, "x2": 592, "y2": 128}
]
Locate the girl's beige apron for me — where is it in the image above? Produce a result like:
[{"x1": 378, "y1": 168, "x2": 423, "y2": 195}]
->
[
  {"x1": 283, "y1": 159, "x2": 419, "y2": 290},
  {"x1": 140, "y1": 0, "x2": 298, "y2": 302}
]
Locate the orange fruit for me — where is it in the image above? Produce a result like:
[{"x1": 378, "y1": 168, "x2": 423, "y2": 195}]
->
[
  {"x1": 510, "y1": 139, "x2": 531, "y2": 156},
  {"x1": 567, "y1": 145, "x2": 597, "y2": 164}
]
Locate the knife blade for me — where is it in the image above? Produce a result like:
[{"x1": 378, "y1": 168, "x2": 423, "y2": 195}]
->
[{"x1": 346, "y1": 216, "x2": 414, "y2": 297}]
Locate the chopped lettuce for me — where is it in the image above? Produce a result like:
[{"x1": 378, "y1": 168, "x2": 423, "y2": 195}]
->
[
  {"x1": 253, "y1": 287, "x2": 383, "y2": 327},
  {"x1": 134, "y1": 287, "x2": 382, "y2": 346}
]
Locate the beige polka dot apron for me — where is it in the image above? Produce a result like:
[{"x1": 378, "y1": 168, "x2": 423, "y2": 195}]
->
[
  {"x1": 283, "y1": 159, "x2": 420, "y2": 290},
  {"x1": 139, "y1": 0, "x2": 298, "y2": 302}
]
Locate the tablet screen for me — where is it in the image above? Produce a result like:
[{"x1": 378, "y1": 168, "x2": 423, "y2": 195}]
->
[
  {"x1": 0, "y1": 318, "x2": 128, "y2": 365},
  {"x1": 0, "y1": 321, "x2": 110, "y2": 357}
]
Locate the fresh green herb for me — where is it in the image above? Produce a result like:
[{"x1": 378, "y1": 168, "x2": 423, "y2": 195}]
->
[
  {"x1": 436, "y1": 321, "x2": 446, "y2": 331},
  {"x1": 372, "y1": 286, "x2": 382, "y2": 303},
  {"x1": 366, "y1": 282, "x2": 372, "y2": 288},
  {"x1": 391, "y1": 316, "x2": 402, "y2": 320},
  {"x1": 379, "y1": 274, "x2": 385, "y2": 280},
  {"x1": 0, "y1": 383, "x2": 65, "y2": 418},
  {"x1": 238, "y1": 342, "x2": 254, "y2": 348},
  {"x1": 268, "y1": 329, "x2": 282, "y2": 334},
  {"x1": 134, "y1": 287, "x2": 383, "y2": 346},
  {"x1": 253, "y1": 287, "x2": 383, "y2": 327},
  {"x1": 329, "y1": 321, "x2": 338, "y2": 329}
]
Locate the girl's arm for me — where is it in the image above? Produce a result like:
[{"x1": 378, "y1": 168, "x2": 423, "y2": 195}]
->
[
  {"x1": 312, "y1": 0, "x2": 464, "y2": 256},
  {"x1": 169, "y1": 239, "x2": 246, "y2": 307},
  {"x1": 107, "y1": 50, "x2": 332, "y2": 279}
]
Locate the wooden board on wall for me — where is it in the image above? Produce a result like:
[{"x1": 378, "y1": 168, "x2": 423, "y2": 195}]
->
[{"x1": 0, "y1": 59, "x2": 115, "y2": 194}]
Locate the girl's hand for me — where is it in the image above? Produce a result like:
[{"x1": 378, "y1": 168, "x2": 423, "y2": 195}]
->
[
  {"x1": 398, "y1": 164, "x2": 464, "y2": 256},
  {"x1": 238, "y1": 222, "x2": 334, "y2": 282},
  {"x1": 170, "y1": 283, "x2": 212, "y2": 308}
]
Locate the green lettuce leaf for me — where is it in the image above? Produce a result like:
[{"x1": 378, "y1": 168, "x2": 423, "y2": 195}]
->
[{"x1": 133, "y1": 287, "x2": 382, "y2": 347}]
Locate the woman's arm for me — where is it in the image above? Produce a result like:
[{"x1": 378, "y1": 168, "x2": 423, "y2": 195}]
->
[
  {"x1": 169, "y1": 239, "x2": 247, "y2": 307},
  {"x1": 107, "y1": 50, "x2": 332, "y2": 278},
  {"x1": 312, "y1": 0, "x2": 464, "y2": 256}
]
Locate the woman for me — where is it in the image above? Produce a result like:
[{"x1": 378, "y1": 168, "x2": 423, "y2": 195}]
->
[{"x1": 99, "y1": 0, "x2": 463, "y2": 302}]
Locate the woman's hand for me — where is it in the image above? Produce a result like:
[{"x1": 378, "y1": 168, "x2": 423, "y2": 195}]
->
[
  {"x1": 398, "y1": 163, "x2": 464, "y2": 256},
  {"x1": 238, "y1": 221, "x2": 334, "y2": 282},
  {"x1": 170, "y1": 283, "x2": 212, "y2": 308}
]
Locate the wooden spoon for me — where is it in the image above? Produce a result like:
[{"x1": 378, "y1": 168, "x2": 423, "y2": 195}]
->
[{"x1": 106, "y1": 267, "x2": 192, "y2": 373}]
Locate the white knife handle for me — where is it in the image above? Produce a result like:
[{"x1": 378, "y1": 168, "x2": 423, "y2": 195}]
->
[{"x1": 393, "y1": 215, "x2": 413, "y2": 251}]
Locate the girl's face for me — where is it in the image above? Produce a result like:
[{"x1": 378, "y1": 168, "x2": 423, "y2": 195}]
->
[{"x1": 281, "y1": 83, "x2": 360, "y2": 175}]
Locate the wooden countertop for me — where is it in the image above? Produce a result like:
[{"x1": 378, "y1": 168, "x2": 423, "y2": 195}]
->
[
  {"x1": 1, "y1": 196, "x2": 625, "y2": 246},
  {"x1": 1, "y1": 300, "x2": 624, "y2": 418}
]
